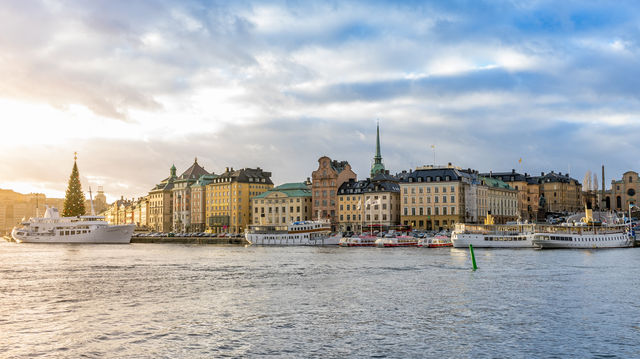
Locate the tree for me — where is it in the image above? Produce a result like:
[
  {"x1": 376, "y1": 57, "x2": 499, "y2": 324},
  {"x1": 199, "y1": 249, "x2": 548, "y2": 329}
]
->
[{"x1": 62, "y1": 159, "x2": 86, "y2": 217}]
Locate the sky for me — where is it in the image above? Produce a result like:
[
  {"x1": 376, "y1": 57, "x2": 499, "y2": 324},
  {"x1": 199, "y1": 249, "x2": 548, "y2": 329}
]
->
[{"x1": 2, "y1": 0, "x2": 640, "y2": 202}]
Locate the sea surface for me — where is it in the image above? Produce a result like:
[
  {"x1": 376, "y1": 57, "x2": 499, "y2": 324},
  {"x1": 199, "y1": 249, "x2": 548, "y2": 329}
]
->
[{"x1": 1, "y1": 242, "x2": 640, "y2": 358}]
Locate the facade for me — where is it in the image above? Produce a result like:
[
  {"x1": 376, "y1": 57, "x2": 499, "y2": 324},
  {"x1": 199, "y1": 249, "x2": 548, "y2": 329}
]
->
[
  {"x1": 604, "y1": 171, "x2": 639, "y2": 211},
  {"x1": 398, "y1": 165, "x2": 475, "y2": 231},
  {"x1": 311, "y1": 157, "x2": 357, "y2": 228},
  {"x1": 0, "y1": 190, "x2": 64, "y2": 235},
  {"x1": 530, "y1": 171, "x2": 582, "y2": 214},
  {"x1": 337, "y1": 174, "x2": 401, "y2": 233},
  {"x1": 205, "y1": 167, "x2": 273, "y2": 233},
  {"x1": 479, "y1": 176, "x2": 519, "y2": 223},
  {"x1": 171, "y1": 158, "x2": 210, "y2": 232},
  {"x1": 251, "y1": 182, "x2": 313, "y2": 226},
  {"x1": 148, "y1": 165, "x2": 177, "y2": 232},
  {"x1": 480, "y1": 170, "x2": 531, "y2": 220},
  {"x1": 190, "y1": 174, "x2": 217, "y2": 232}
]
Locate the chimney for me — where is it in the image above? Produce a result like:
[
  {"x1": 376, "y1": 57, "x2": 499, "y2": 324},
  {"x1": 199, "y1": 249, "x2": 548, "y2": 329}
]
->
[
  {"x1": 490, "y1": 171, "x2": 493, "y2": 177},
  {"x1": 541, "y1": 172, "x2": 544, "y2": 176},
  {"x1": 512, "y1": 169, "x2": 515, "y2": 174},
  {"x1": 225, "y1": 167, "x2": 229, "y2": 172},
  {"x1": 559, "y1": 172, "x2": 562, "y2": 176}
]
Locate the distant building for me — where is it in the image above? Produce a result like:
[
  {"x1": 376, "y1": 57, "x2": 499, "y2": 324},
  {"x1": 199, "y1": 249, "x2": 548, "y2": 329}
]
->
[
  {"x1": 529, "y1": 171, "x2": 582, "y2": 214},
  {"x1": 397, "y1": 165, "x2": 475, "y2": 231},
  {"x1": 205, "y1": 167, "x2": 273, "y2": 233},
  {"x1": 604, "y1": 171, "x2": 639, "y2": 211},
  {"x1": 311, "y1": 157, "x2": 357, "y2": 228},
  {"x1": 148, "y1": 165, "x2": 177, "y2": 232},
  {"x1": 251, "y1": 181, "x2": 313, "y2": 226},
  {"x1": 337, "y1": 173, "x2": 401, "y2": 233},
  {"x1": 190, "y1": 174, "x2": 217, "y2": 232},
  {"x1": 171, "y1": 158, "x2": 210, "y2": 232}
]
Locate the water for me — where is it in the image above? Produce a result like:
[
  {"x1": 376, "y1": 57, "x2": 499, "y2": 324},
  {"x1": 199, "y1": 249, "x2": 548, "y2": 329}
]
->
[{"x1": 1, "y1": 242, "x2": 640, "y2": 358}]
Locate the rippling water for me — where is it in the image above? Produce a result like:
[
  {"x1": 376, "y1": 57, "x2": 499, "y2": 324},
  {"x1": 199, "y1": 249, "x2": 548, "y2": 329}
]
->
[{"x1": 1, "y1": 242, "x2": 640, "y2": 358}]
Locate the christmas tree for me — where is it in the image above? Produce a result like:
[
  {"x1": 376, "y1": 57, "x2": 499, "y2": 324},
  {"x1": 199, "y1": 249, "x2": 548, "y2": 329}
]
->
[{"x1": 62, "y1": 154, "x2": 86, "y2": 217}]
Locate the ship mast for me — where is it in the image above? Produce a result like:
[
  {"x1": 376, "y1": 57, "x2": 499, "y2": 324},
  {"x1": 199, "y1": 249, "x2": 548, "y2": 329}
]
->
[{"x1": 89, "y1": 187, "x2": 96, "y2": 216}]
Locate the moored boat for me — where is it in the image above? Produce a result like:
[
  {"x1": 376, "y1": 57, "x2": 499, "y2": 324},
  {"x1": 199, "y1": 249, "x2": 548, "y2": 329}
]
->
[
  {"x1": 245, "y1": 220, "x2": 341, "y2": 245},
  {"x1": 420, "y1": 235, "x2": 453, "y2": 248},
  {"x1": 375, "y1": 234, "x2": 419, "y2": 247},
  {"x1": 11, "y1": 207, "x2": 134, "y2": 244}
]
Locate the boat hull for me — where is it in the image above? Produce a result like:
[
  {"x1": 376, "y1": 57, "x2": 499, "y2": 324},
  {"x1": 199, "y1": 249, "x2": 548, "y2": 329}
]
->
[
  {"x1": 451, "y1": 233, "x2": 533, "y2": 248},
  {"x1": 532, "y1": 232, "x2": 633, "y2": 249},
  {"x1": 246, "y1": 233, "x2": 341, "y2": 246},
  {"x1": 12, "y1": 225, "x2": 134, "y2": 244}
]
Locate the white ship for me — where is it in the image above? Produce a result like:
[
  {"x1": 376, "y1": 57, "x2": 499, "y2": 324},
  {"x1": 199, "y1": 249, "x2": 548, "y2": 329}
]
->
[
  {"x1": 532, "y1": 227, "x2": 633, "y2": 249},
  {"x1": 532, "y1": 208, "x2": 633, "y2": 249},
  {"x1": 451, "y1": 214, "x2": 536, "y2": 248},
  {"x1": 245, "y1": 220, "x2": 341, "y2": 246},
  {"x1": 11, "y1": 207, "x2": 134, "y2": 244}
]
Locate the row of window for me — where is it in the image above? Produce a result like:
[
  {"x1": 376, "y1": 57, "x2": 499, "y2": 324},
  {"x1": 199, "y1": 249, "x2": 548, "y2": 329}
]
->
[
  {"x1": 405, "y1": 195, "x2": 455, "y2": 204},
  {"x1": 403, "y1": 206, "x2": 457, "y2": 216},
  {"x1": 403, "y1": 186, "x2": 455, "y2": 194}
]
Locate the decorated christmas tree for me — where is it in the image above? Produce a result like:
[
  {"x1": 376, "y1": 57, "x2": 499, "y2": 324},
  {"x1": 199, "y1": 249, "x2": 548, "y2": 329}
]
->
[{"x1": 62, "y1": 154, "x2": 86, "y2": 217}]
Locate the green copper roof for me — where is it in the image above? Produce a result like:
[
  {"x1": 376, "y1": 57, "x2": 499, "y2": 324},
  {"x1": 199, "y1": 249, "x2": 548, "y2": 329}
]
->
[
  {"x1": 480, "y1": 176, "x2": 514, "y2": 190},
  {"x1": 253, "y1": 182, "x2": 311, "y2": 199},
  {"x1": 370, "y1": 122, "x2": 385, "y2": 177}
]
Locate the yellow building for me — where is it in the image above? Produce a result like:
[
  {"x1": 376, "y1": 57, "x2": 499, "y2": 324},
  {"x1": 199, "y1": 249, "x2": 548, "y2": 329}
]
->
[
  {"x1": 148, "y1": 165, "x2": 177, "y2": 232},
  {"x1": 398, "y1": 165, "x2": 473, "y2": 231},
  {"x1": 205, "y1": 167, "x2": 273, "y2": 233}
]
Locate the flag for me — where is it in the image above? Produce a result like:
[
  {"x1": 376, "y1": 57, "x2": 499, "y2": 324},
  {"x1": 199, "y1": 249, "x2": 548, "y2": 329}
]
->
[
  {"x1": 357, "y1": 199, "x2": 362, "y2": 210},
  {"x1": 431, "y1": 145, "x2": 435, "y2": 149},
  {"x1": 518, "y1": 158, "x2": 522, "y2": 164},
  {"x1": 370, "y1": 199, "x2": 380, "y2": 206}
]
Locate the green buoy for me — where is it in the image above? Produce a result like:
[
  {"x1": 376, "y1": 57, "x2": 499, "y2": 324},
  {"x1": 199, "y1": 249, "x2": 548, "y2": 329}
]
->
[{"x1": 469, "y1": 244, "x2": 478, "y2": 271}]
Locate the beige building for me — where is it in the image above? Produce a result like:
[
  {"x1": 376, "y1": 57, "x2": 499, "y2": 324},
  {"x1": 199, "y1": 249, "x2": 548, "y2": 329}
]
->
[
  {"x1": 311, "y1": 156, "x2": 357, "y2": 230},
  {"x1": 478, "y1": 177, "x2": 519, "y2": 223},
  {"x1": 531, "y1": 171, "x2": 582, "y2": 214},
  {"x1": 171, "y1": 158, "x2": 210, "y2": 232},
  {"x1": 148, "y1": 165, "x2": 177, "y2": 232},
  {"x1": 251, "y1": 182, "x2": 313, "y2": 226},
  {"x1": 0, "y1": 189, "x2": 64, "y2": 234},
  {"x1": 605, "y1": 171, "x2": 639, "y2": 211},
  {"x1": 190, "y1": 174, "x2": 217, "y2": 232},
  {"x1": 398, "y1": 165, "x2": 475, "y2": 231},
  {"x1": 337, "y1": 174, "x2": 401, "y2": 233},
  {"x1": 205, "y1": 167, "x2": 273, "y2": 233}
]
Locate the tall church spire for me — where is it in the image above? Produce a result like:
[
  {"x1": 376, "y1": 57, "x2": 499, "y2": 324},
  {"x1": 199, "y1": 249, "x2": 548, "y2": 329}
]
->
[{"x1": 371, "y1": 121, "x2": 385, "y2": 177}]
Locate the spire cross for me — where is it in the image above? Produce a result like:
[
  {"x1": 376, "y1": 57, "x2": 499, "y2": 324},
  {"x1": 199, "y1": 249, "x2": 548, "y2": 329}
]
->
[{"x1": 74, "y1": 152, "x2": 78, "y2": 161}]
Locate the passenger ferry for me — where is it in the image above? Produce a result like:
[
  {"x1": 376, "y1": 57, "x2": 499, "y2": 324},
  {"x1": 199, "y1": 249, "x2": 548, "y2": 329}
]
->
[
  {"x1": 451, "y1": 215, "x2": 535, "y2": 248},
  {"x1": 418, "y1": 235, "x2": 453, "y2": 248},
  {"x1": 375, "y1": 234, "x2": 419, "y2": 247},
  {"x1": 532, "y1": 208, "x2": 633, "y2": 249},
  {"x1": 339, "y1": 234, "x2": 378, "y2": 247},
  {"x1": 11, "y1": 206, "x2": 134, "y2": 244},
  {"x1": 245, "y1": 220, "x2": 341, "y2": 246}
]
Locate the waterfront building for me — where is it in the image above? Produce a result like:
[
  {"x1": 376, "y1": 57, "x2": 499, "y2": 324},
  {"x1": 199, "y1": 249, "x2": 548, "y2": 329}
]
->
[
  {"x1": 337, "y1": 173, "x2": 401, "y2": 233},
  {"x1": 205, "y1": 167, "x2": 273, "y2": 233},
  {"x1": 604, "y1": 171, "x2": 639, "y2": 211},
  {"x1": 398, "y1": 164, "x2": 476, "y2": 231},
  {"x1": 171, "y1": 158, "x2": 210, "y2": 232},
  {"x1": 132, "y1": 196, "x2": 149, "y2": 229},
  {"x1": 480, "y1": 170, "x2": 532, "y2": 220},
  {"x1": 251, "y1": 181, "x2": 313, "y2": 226},
  {"x1": 190, "y1": 174, "x2": 217, "y2": 232},
  {"x1": 311, "y1": 156, "x2": 357, "y2": 229},
  {"x1": 529, "y1": 171, "x2": 582, "y2": 214},
  {"x1": 148, "y1": 165, "x2": 177, "y2": 232},
  {"x1": 478, "y1": 176, "x2": 519, "y2": 223}
]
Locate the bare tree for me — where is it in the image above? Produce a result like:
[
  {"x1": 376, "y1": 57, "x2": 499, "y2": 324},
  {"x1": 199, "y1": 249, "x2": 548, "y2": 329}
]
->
[{"x1": 583, "y1": 171, "x2": 592, "y2": 192}]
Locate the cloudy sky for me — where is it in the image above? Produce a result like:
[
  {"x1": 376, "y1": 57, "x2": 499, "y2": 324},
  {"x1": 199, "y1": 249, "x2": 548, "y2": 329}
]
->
[{"x1": 2, "y1": 0, "x2": 640, "y2": 202}]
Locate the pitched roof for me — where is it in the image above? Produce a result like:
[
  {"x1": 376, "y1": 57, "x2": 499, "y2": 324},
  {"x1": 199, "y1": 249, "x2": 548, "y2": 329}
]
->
[{"x1": 177, "y1": 159, "x2": 209, "y2": 181}]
